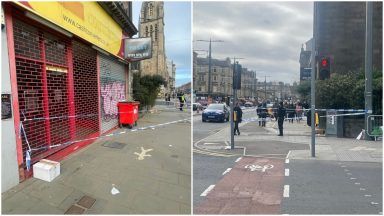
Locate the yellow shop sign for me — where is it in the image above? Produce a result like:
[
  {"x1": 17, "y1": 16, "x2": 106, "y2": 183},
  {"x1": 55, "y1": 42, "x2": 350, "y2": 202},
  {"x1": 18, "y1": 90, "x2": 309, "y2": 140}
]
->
[{"x1": 15, "y1": 1, "x2": 124, "y2": 57}]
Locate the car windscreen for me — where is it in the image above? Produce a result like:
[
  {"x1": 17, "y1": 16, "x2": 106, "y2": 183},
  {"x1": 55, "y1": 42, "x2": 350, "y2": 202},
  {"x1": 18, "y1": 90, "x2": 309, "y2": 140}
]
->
[{"x1": 207, "y1": 104, "x2": 224, "y2": 110}]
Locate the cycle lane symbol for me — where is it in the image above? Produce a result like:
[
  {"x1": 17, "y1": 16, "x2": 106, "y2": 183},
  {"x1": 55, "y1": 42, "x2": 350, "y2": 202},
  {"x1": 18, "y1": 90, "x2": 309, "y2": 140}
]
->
[{"x1": 244, "y1": 164, "x2": 274, "y2": 172}]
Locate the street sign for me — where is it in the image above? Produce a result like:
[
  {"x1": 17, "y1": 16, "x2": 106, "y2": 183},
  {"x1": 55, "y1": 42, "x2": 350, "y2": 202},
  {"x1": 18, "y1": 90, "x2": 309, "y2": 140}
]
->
[{"x1": 124, "y1": 37, "x2": 152, "y2": 61}]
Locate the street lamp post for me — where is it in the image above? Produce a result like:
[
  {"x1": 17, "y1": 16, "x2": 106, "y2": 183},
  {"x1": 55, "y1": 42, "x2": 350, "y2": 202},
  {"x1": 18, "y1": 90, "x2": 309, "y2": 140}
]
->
[
  {"x1": 365, "y1": 2, "x2": 373, "y2": 138},
  {"x1": 231, "y1": 57, "x2": 244, "y2": 150}
]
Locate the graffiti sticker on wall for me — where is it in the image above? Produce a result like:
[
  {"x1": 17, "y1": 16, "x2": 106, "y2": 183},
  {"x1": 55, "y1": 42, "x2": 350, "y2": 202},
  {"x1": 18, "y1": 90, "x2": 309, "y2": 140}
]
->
[{"x1": 101, "y1": 82, "x2": 125, "y2": 120}]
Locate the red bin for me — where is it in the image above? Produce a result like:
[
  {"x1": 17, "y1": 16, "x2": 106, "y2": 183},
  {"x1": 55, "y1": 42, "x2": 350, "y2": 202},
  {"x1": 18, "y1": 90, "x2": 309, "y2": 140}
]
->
[{"x1": 117, "y1": 101, "x2": 140, "y2": 129}]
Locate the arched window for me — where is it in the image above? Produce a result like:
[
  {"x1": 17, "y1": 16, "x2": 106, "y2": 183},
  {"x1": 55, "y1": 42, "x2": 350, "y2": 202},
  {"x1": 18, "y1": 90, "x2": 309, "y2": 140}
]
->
[
  {"x1": 150, "y1": 25, "x2": 153, "y2": 37},
  {"x1": 145, "y1": 26, "x2": 148, "y2": 37},
  {"x1": 149, "y1": 3, "x2": 154, "y2": 17},
  {"x1": 155, "y1": 24, "x2": 158, "y2": 40}
]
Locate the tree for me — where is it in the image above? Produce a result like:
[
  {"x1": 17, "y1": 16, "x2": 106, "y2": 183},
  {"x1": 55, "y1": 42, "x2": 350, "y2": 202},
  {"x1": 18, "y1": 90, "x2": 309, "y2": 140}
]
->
[
  {"x1": 295, "y1": 81, "x2": 311, "y2": 102},
  {"x1": 132, "y1": 73, "x2": 166, "y2": 109},
  {"x1": 295, "y1": 69, "x2": 382, "y2": 114}
]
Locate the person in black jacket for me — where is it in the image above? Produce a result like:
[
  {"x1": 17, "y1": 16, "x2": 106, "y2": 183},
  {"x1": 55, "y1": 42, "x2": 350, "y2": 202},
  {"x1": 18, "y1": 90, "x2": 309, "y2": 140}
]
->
[
  {"x1": 277, "y1": 101, "x2": 286, "y2": 136},
  {"x1": 234, "y1": 102, "x2": 243, "y2": 135},
  {"x1": 256, "y1": 106, "x2": 262, "y2": 126}
]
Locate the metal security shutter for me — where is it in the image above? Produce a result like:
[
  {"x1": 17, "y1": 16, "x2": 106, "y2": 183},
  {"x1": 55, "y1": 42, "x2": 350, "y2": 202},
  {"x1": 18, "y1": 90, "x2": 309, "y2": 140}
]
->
[{"x1": 99, "y1": 54, "x2": 126, "y2": 133}]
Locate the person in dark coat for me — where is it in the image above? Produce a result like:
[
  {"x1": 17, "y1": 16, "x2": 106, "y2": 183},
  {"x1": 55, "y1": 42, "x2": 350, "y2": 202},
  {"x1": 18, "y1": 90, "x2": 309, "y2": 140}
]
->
[
  {"x1": 256, "y1": 106, "x2": 262, "y2": 126},
  {"x1": 233, "y1": 102, "x2": 243, "y2": 135},
  {"x1": 260, "y1": 108, "x2": 267, "y2": 127},
  {"x1": 277, "y1": 101, "x2": 286, "y2": 136}
]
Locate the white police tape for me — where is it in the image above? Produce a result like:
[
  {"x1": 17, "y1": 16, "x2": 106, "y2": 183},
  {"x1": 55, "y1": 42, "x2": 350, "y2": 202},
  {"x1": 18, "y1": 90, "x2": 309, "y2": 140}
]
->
[
  {"x1": 21, "y1": 118, "x2": 190, "y2": 157},
  {"x1": 20, "y1": 106, "x2": 191, "y2": 122}
]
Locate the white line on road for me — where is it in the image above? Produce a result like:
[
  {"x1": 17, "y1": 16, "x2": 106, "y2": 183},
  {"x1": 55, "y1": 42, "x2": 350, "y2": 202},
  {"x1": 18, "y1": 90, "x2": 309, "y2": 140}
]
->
[
  {"x1": 360, "y1": 188, "x2": 366, "y2": 191},
  {"x1": 203, "y1": 142, "x2": 220, "y2": 145},
  {"x1": 364, "y1": 194, "x2": 372, "y2": 197},
  {"x1": 200, "y1": 185, "x2": 215, "y2": 197},
  {"x1": 371, "y1": 202, "x2": 379, "y2": 205},
  {"x1": 354, "y1": 182, "x2": 361, "y2": 185},
  {"x1": 285, "y1": 159, "x2": 290, "y2": 164},
  {"x1": 341, "y1": 165, "x2": 346, "y2": 168},
  {"x1": 283, "y1": 185, "x2": 290, "y2": 198},
  {"x1": 347, "y1": 173, "x2": 352, "y2": 175},
  {"x1": 222, "y1": 168, "x2": 232, "y2": 175},
  {"x1": 235, "y1": 157, "x2": 242, "y2": 162},
  {"x1": 350, "y1": 177, "x2": 357, "y2": 180},
  {"x1": 285, "y1": 169, "x2": 290, "y2": 176},
  {"x1": 286, "y1": 150, "x2": 291, "y2": 159}
]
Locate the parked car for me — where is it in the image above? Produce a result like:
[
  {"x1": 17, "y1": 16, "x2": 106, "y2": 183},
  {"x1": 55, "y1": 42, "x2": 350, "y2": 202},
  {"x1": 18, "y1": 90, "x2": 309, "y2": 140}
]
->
[
  {"x1": 202, "y1": 103, "x2": 230, "y2": 122},
  {"x1": 193, "y1": 103, "x2": 203, "y2": 111}
]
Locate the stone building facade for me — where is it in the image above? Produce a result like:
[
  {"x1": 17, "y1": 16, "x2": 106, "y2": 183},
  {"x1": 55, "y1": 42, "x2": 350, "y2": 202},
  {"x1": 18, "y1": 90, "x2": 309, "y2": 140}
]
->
[
  {"x1": 138, "y1": 1, "x2": 168, "y2": 90},
  {"x1": 193, "y1": 53, "x2": 257, "y2": 99},
  {"x1": 315, "y1": 2, "x2": 382, "y2": 75}
]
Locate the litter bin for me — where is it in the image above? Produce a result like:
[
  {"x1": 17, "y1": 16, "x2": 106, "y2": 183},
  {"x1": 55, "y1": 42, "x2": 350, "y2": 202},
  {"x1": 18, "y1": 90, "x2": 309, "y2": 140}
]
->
[{"x1": 117, "y1": 101, "x2": 140, "y2": 129}]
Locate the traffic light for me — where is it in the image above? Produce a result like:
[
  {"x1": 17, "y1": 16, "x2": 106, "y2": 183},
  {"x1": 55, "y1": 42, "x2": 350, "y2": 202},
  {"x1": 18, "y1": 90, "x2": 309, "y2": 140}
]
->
[
  {"x1": 319, "y1": 56, "x2": 330, "y2": 80},
  {"x1": 233, "y1": 63, "x2": 242, "y2": 89}
]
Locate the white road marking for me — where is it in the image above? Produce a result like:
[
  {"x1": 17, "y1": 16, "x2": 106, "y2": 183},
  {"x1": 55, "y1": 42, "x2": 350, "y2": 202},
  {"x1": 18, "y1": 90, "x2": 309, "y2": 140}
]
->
[
  {"x1": 286, "y1": 150, "x2": 291, "y2": 159},
  {"x1": 224, "y1": 141, "x2": 229, "y2": 146},
  {"x1": 245, "y1": 164, "x2": 274, "y2": 172},
  {"x1": 222, "y1": 168, "x2": 232, "y2": 175},
  {"x1": 364, "y1": 194, "x2": 372, "y2": 197},
  {"x1": 283, "y1": 185, "x2": 290, "y2": 198},
  {"x1": 371, "y1": 202, "x2": 379, "y2": 205},
  {"x1": 203, "y1": 142, "x2": 220, "y2": 145},
  {"x1": 235, "y1": 157, "x2": 242, "y2": 162},
  {"x1": 350, "y1": 177, "x2": 357, "y2": 180},
  {"x1": 354, "y1": 182, "x2": 361, "y2": 185},
  {"x1": 285, "y1": 159, "x2": 290, "y2": 164},
  {"x1": 285, "y1": 169, "x2": 290, "y2": 176},
  {"x1": 200, "y1": 185, "x2": 215, "y2": 197},
  {"x1": 360, "y1": 188, "x2": 366, "y2": 191},
  {"x1": 341, "y1": 165, "x2": 346, "y2": 168}
]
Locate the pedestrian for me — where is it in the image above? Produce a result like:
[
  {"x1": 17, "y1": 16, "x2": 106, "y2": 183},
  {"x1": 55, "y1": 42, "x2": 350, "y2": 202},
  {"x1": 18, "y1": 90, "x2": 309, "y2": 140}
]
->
[
  {"x1": 256, "y1": 106, "x2": 262, "y2": 126},
  {"x1": 179, "y1": 93, "x2": 185, "y2": 111},
  {"x1": 295, "y1": 101, "x2": 302, "y2": 123},
  {"x1": 261, "y1": 108, "x2": 267, "y2": 127},
  {"x1": 233, "y1": 102, "x2": 243, "y2": 135},
  {"x1": 277, "y1": 101, "x2": 286, "y2": 136}
]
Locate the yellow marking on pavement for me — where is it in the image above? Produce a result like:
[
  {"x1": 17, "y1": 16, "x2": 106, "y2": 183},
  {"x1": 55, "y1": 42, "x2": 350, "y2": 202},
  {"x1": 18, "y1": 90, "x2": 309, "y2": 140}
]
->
[{"x1": 134, "y1": 147, "x2": 153, "y2": 160}]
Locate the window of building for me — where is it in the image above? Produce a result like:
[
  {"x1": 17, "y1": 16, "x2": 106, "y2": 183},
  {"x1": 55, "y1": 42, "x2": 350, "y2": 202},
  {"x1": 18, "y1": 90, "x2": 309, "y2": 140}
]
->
[
  {"x1": 213, "y1": 75, "x2": 217, "y2": 81},
  {"x1": 150, "y1": 25, "x2": 153, "y2": 37},
  {"x1": 145, "y1": 26, "x2": 148, "y2": 37},
  {"x1": 199, "y1": 75, "x2": 204, "y2": 81},
  {"x1": 149, "y1": 3, "x2": 154, "y2": 16},
  {"x1": 155, "y1": 24, "x2": 158, "y2": 40},
  {"x1": 213, "y1": 68, "x2": 217, "y2": 73}
]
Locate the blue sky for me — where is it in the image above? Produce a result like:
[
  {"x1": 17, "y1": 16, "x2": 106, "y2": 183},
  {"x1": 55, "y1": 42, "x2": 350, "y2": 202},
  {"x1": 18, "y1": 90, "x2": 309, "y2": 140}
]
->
[{"x1": 132, "y1": 1, "x2": 191, "y2": 87}]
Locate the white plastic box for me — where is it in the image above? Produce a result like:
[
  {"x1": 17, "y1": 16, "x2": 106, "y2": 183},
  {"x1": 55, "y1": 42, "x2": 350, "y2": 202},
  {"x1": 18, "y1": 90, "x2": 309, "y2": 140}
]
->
[{"x1": 33, "y1": 159, "x2": 60, "y2": 182}]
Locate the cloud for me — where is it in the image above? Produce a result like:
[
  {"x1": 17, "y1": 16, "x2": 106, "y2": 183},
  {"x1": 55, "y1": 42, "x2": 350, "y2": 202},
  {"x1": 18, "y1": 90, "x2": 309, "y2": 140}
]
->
[{"x1": 193, "y1": 1, "x2": 313, "y2": 84}]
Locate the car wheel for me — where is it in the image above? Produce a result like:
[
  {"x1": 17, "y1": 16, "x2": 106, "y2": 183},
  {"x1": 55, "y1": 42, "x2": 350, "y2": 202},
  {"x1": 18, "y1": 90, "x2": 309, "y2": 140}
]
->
[{"x1": 202, "y1": 118, "x2": 206, "y2": 122}]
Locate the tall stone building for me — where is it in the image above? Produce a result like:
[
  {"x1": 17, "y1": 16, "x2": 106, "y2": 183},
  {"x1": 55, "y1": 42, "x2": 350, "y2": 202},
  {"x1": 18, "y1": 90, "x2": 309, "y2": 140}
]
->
[
  {"x1": 315, "y1": 2, "x2": 382, "y2": 75},
  {"x1": 139, "y1": 1, "x2": 168, "y2": 92}
]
